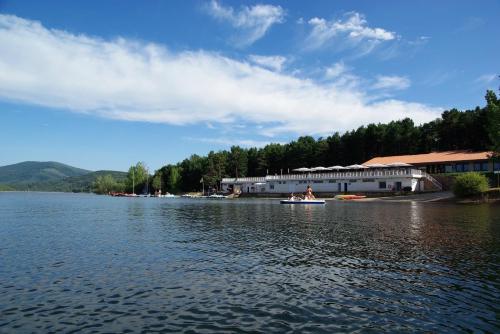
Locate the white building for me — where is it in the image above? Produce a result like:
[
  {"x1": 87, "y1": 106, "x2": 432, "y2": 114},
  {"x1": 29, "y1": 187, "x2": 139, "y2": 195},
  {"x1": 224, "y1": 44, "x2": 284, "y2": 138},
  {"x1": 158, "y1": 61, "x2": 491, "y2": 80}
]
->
[{"x1": 221, "y1": 168, "x2": 442, "y2": 195}]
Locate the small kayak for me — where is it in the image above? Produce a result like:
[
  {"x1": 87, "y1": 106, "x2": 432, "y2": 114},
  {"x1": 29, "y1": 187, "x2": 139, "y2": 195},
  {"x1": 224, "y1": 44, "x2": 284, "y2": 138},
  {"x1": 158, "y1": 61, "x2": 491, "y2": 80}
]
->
[
  {"x1": 280, "y1": 199, "x2": 325, "y2": 204},
  {"x1": 335, "y1": 194, "x2": 366, "y2": 200}
]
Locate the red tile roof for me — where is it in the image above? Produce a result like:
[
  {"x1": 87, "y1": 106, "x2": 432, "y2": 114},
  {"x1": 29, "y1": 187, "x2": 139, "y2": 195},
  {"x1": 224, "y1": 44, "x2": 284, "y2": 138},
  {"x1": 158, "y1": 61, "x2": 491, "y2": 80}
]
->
[{"x1": 364, "y1": 151, "x2": 493, "y2": 165}]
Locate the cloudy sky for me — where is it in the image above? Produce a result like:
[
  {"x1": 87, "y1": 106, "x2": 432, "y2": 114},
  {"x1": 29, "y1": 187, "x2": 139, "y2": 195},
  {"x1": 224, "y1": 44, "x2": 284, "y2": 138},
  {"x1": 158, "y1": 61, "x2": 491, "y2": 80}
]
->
[{"x1": 0, "y1": 0, "x2": 498, "y2": 171}]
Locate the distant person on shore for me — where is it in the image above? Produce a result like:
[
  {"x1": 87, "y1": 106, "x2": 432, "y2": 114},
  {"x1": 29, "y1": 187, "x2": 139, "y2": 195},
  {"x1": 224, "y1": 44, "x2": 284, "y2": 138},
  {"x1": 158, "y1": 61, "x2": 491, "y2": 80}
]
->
[{"x1": 305, "y1": 185, "x2": 315, "y2": 200}]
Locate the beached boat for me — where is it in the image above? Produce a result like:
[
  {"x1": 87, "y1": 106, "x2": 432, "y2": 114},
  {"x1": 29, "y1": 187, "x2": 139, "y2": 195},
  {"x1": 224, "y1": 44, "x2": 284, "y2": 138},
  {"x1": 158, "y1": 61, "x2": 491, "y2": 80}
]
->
[
  {"x1": 335, "y1": 194, "x2": 367, "y2": 200},
  {"x1": 160, "y1": 193, "x2": 178, "y2": 198},
  {"x1": 110, "y1": 192, "x2": 138, "y2": 197},
  {"x1": 280, "y1": 199, "x2": 325, "y2": 204},
  {"x1": 208, "y1": 194, "x2": 227, "y2": 199}
]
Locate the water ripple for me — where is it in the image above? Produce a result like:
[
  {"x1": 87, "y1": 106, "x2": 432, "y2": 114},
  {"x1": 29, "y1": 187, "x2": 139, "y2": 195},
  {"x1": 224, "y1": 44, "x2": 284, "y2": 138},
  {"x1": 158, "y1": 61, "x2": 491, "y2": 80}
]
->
[{"x1": 0, "y1": 193, "x2": 499, "y2": 332}]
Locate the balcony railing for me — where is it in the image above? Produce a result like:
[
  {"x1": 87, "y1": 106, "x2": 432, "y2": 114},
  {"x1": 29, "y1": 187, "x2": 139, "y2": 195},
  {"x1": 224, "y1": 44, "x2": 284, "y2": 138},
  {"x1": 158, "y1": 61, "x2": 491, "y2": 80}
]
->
[
  {"x1": 221, "y1": 176, "x2": 266, "y2": 183},
  {"x1": 222, "y1": 169, "x2": 423, "y2": 183}
]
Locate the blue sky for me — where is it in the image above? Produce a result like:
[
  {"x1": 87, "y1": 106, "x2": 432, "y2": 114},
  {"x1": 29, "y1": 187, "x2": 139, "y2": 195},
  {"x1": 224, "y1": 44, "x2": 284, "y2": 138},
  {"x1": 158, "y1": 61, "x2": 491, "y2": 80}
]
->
[{"x1": 0, "y1": 0, "x2": 498, "y2": 171}]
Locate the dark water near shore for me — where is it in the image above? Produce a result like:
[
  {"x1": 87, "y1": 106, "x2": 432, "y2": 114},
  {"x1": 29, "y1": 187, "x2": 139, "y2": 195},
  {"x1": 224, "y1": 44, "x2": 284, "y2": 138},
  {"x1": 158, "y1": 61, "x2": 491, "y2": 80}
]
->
[{"x1": 1, "y1": 192, "x2": 499, "y2": 333}]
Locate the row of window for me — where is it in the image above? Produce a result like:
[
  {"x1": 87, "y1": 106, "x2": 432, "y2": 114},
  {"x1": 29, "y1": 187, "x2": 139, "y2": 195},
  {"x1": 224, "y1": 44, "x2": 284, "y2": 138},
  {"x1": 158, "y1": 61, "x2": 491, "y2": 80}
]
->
[
  {"x1": 271, "y1": 179, "x2": 385, "y2": 186},
  {"x1": 442, "y1": 162, "x2": 499, "y2": 173},
  {"x1": 473, "y1": 162, "x2": 489, "y2": 172}
]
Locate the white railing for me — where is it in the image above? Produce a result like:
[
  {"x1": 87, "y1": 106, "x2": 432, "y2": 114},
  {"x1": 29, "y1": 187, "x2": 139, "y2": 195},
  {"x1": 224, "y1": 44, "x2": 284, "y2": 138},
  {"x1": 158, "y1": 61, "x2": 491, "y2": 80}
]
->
[
  {"x1": 266, "y1": 169, "x2": 422, "y2": 181},
  {"x1": 222, "y1": 176, "x2": 266, "y2": 183},
  {"x1": 222, "y1": 169, "x2": 424, "y2": 183},
  {"x1": 421, "y1": 171, "x2": 443, "y2": 191}
]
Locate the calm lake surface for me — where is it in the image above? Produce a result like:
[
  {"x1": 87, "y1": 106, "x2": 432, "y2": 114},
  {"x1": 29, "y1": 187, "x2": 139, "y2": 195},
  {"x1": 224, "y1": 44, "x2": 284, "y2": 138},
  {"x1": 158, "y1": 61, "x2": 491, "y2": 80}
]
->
[{"x1": 1, "y1": 192, "x2": 499, "y2": 333}]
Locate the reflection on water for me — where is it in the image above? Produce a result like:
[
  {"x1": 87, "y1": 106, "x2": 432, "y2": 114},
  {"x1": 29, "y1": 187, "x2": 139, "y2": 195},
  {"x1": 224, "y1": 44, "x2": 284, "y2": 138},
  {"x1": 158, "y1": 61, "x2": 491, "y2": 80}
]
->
[{"x1": 0, "y1": 192, "x2": 499, "y2": 333}]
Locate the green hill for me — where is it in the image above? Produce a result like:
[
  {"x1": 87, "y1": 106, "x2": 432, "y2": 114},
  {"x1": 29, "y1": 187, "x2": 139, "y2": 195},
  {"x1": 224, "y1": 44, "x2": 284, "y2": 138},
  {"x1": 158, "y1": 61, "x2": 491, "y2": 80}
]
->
[
  {"x1": 0, "y1": 161, "x2": 90, "y2": 185},
  {"x1": 0, "y1": 161, "x2": 127, "y2": 192},
  {"x1": 23, "y1": 170, "x2": 128, "y2": 192}
]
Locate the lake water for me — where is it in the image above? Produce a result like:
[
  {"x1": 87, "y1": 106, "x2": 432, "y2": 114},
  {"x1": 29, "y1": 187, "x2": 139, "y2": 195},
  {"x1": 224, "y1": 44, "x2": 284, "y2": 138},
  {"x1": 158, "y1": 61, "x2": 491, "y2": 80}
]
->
[{"x1": 1, "y1": 192, "x2": 499, "y2": 333}]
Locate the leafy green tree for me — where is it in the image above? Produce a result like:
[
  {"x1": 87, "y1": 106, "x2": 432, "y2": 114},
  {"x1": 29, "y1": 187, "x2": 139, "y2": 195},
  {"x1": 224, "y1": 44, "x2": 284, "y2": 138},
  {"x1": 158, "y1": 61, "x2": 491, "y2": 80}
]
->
[
  {"x1": 165, "y1": 165, "x2": 182, "y2": 193},
  {"x1": 260, "y1": 143, "x2": 285, "y2": 173},
  {"x1": 152, "y1": 172, "x2": 162, "y2": 192},
  {"x1": 203, "y1": 151, "x2": 228, "y2": 189},
  {"x1": 485, "y1": 90, "x2": 500, "y2": 155},
  {"x1": 325, "y1": 132, "x2": 343, "y2": 166},
  {"x1": 93, "y1": 174, "x2": 123, "y2": 194},
  {"x1": 228, "y1": 146, "x2": 247, "y2": 178},
  {"x1": 452, "y1": 172, "x2": 489, "y2": 197},
  {"x1": 180, "y1": 155, "x2": 207, "y2": 191},
  {"x1": 203, "y1": 156, "x2": 218, "y2": 189},
  {"x1": 417, "y1": 120, "x2": 440, "y2": 153},
  {"x1": 286, "y1": 136, "x2": 318, "y2": 168},
  {"x1": 246, "y1": 147, "x2": 260, "y2": 177},
  {"x1": 127, "y1": 162, "x2": 148, "y2": 193}
]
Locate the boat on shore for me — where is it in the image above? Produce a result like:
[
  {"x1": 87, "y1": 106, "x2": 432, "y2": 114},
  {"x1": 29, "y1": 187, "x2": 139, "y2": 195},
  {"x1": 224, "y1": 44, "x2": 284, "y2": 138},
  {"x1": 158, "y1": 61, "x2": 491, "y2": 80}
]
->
[
  {"x1": 159, "y1": 193, "x2": 178, "y2": 198},
  {"x1": 207, "y1": 194, "x2": 227, "y2": 199},
  {"x1": 335, "y1": 194, "x2": 367, "y2": 200},
  {"x1": 110, "y1": 192, "x2": 138, "y2": 197},
  {"x1": 181, "y1": 194, "x2": 228, "y2": 199}
]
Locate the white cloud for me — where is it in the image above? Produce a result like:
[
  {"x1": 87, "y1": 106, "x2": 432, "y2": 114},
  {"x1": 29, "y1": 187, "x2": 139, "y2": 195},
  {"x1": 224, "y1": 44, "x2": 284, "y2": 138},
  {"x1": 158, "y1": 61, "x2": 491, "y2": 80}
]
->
[
  {"x1": 325, "y1": 61, "x2": 348, "y2": 79},
  {"x1": 0, "y1": 14, "x2": 440, "y2": 138},
  {"x1": 475, "y1": 74, "x2": 497, "y2": 85},
  {"x1": 248, "y1": 54, "x2": 286, "y2": 72},
  {"x1": 305, "y1": 12, "x2": 396, "y2": 51},
  {"x1": 372, "y1": 75, "x2": 411, "y2": 90},
  {"x1": 206, "y1": 0, "x2": 285, "y2": 47}
]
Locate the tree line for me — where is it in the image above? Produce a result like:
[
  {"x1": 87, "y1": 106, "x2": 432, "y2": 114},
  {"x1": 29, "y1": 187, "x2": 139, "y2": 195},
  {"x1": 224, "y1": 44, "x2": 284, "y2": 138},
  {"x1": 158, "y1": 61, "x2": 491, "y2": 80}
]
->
[{"x1": 94, "y1": 90, "x2": 500, "y2": 194}]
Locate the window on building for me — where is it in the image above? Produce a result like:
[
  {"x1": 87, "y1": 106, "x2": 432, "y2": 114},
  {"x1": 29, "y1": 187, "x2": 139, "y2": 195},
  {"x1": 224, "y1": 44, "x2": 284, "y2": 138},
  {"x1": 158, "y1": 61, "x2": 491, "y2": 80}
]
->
[
  {"x1": 349, "y1": 179, "x2": 357, "y2": 183},
  {"x1": 475, "y1": 162, "x2": 488, "y2": 171},
  {"x1": 270, "y1": 184, "x2": 274, "y2": 190},
  {"x1": 456, "y1": 164, "x2": 463, "y2": 172},
  {"x1": 313, "y1": 180, "x2": 323, "y2": 183},
  {"x1": 362, "y1": 179, "x2": 375, "y2": 182},
  {"x1": 328, "y1": 179, "x2": 336, "y2": 183},
  {"x1": 445, "y1": 165, "x2": 453, "y2": 173},
  {"x1": 379, "y1": 181, "x2": 386, "y2": 189},
  {"x1": 495, "y1": 162, "x2": 500, "y2": 171}
]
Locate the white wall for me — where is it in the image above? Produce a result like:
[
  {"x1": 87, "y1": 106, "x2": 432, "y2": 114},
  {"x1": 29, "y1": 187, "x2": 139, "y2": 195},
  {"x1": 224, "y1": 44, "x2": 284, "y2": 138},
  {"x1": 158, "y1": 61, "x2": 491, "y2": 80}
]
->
[
  {"x1": 223, "y1": 177, "x2": 420, "y2": 193},
  {"x1": 266, "y1": 177, "x2": 416, "y2": 193}
]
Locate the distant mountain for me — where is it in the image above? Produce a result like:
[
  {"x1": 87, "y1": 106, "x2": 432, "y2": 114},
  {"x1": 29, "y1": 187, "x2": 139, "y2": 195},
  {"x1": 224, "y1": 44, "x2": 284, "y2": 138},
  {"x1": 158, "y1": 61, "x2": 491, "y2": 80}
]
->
[
  {"x1": 0, "y1": 161, "x2": 127, "y2": 192},
  {"x1": 0, "y1": 161, "x2": 90, "y2": 185},
  {"x1": 23, "y1": 170, "x2": 128, "y2": 192}
]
